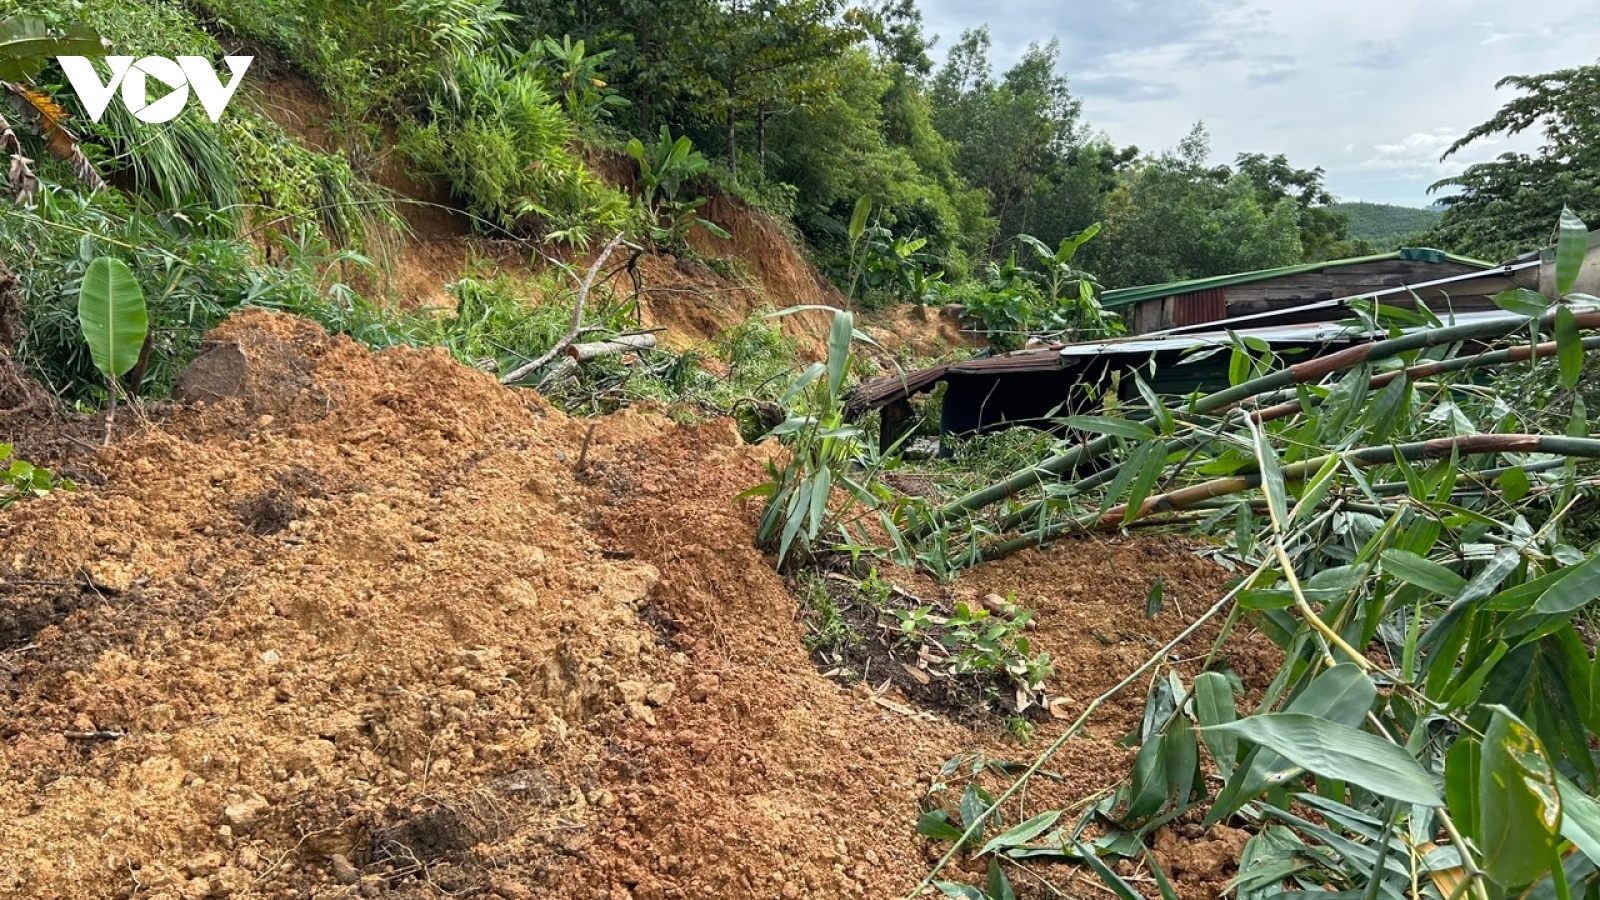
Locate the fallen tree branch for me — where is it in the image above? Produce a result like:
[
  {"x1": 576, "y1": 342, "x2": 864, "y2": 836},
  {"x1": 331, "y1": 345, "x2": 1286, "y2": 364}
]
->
[
  {"x1": 565, "y1": 333, "x2": 657, "y2": 362},
  {"x1": 501, "y1": 233, "x2": 633, "y2": 385}
]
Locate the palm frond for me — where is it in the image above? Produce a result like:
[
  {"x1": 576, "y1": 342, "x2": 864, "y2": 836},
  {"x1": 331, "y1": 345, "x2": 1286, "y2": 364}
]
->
[{"x1": 3, "y1": 83, "x2": 103, "y2": 191}]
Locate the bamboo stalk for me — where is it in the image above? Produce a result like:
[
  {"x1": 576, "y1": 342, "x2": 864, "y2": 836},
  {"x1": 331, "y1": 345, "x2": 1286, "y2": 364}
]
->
[
  {"x1": 972, "y1": 434, "x2": 1600, "y2": 563},
  {"x1": 913, "y1": 313, "x2": 1600, "y2": 543}
]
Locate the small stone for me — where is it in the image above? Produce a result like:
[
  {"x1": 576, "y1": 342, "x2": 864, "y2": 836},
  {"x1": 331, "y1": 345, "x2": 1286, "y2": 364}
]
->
[
  {"x1": 329, "y1": 854, "x2": 360, "y2": 885},
  {"x1": 259, "y1": 649, "x2": 282, "y2": 666},
  {"x1": 625, "y1": 701, "x2": 656, "y2": 726},
  {"x1": 645, "y1": 682, "x2": 675, "y2": 707},
  {"x1": 617, "y1": 681, "x2": 649, "y2": 704},
  {"x1": 184, "y1": 851, "x2": 224, "y2": 877},
  {"x1": 223, "y1": 792, "x2": 269, "y2": 832},
  {"x1": 286, "y1": 738, "x2": 337, "y2": 774}
]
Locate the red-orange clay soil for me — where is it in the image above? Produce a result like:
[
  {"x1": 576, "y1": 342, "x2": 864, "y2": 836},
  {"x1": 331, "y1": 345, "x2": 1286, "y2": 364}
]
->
[{"x1": 0, "y1": 311, "x2": 1274, "y2": 900}]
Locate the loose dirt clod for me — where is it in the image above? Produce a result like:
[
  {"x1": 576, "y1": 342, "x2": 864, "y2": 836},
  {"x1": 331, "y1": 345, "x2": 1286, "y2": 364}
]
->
[{"x1": 0, "y1": 311, "x2": 1274, "y2": 899}]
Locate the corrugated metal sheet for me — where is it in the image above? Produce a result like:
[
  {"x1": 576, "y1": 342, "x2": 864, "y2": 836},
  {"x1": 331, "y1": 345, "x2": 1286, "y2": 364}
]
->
[
  {"x1": 1100, "y1": 248, "x2": 1494, "y2": 309},
  {"x1": 1171, "y1": 287, "x2": 1226, "y2": 326}
]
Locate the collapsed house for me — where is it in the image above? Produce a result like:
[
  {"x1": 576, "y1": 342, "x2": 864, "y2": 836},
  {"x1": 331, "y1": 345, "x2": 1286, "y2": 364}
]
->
[{"x1": 848, "y1": 245, "x2": 1574, "y2": 451}]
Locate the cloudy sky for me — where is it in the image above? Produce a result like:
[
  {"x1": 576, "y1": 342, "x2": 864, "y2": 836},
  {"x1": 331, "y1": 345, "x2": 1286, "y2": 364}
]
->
[{"x1": 916, "y1": 0, "x2": 1598, "y2": 207}]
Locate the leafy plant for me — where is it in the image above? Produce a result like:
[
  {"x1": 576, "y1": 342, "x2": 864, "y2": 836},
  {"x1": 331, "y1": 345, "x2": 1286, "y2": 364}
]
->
[
  {"x1": 0, "y1": 443, "x2": 70, "y2": 507},
  {"x1": 627, "y1": 126, "x2": 728, "y2": 246},
  {"x1": 0, "y1": 15, "x2": 107, "y2": 199},
  {"x1": 525, "y1": 35, "x2": 628, "y2": 126},
  {"x1": 76, "y1": 255, "x2": 146, "y2": 426},
  {"x1": 905, "y1": 210, "x2": 1600, "y2": 900},
  {"x1": 741, "y1": 306, "x2": 904, "y2": 568}
]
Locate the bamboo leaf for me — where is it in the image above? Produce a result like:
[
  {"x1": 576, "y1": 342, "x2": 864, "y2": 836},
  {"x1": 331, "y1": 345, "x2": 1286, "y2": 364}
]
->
[
  {"x1": 1204, "y1": 714, "x2": 1441, "y2": 806},
  {"x1": 76, "y1": 257, "x2": 148, "y2": 381},
  {"x1": 1494, "y1": 288, "x2": 1553, "y2": 318},
  {"x1": 1072, "y1": 842, "x2": 1145, "y2": 900},
  {"x1": 1065, "y1": 415, "x2": 1156, "y2": 441},
  {"x1": 1380, "y1": 549, "x2": 1467, "y2": 597},
  {"x1": 1557, "y1": 305, "x2": 1584, "y2": 389},
  {"x1": 980, "y1": 810, "x2": 1063, "y2": 856},
  {"x1": 1134, "y1": 372, "x2": 1174, "y2": 435},
  {"x1": 1122, "y1": 442, "x2": 1167, "y2": 525},
  {"x1": 1195, "y1": 672, "x2": 1239, "y2": 778},
  {"x1": 1229, "y1": 346, "x2": 1251, "y2": 386},
  {"x1": 918, "y1": 809, "x2": 965, "y2": 843},
  {"x1": 1249, "y1": 420, "x2": 1288, "y2": 528},
  {"x1": 1445, "y1": 736, "x2": 1481, "y2": 845},
  {"x1": 1209, "y1": 664, "x2": 1377, "y2": 822},
  {"x1": 984, "y1": 859, "x2": 1017, "y2": 900},
  {"x1": 1479, "y1": 706, "x2": 1561, "y2": 887},
  {"x1": 1501, "y1": 467, "x2": 1532, "y2": 503},
  {"x1": 1557, "y1": 207, "x2": 1590, "y2": 296},
  {"x1": 1534, "y1": 553, "x2": 1600, "y2": 615}
]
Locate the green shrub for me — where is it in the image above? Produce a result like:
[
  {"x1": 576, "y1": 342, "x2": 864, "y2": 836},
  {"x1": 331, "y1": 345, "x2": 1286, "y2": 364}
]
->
[
  {"x1": 2, "y1": 184, "x2": 408, "y2": 401},
  {"x1": 401, "y1": 53, "x2": 635, "y2": 244}
]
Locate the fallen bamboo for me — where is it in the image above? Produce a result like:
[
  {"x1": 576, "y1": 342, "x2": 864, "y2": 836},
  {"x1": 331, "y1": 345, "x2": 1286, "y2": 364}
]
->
[
  {"x1": 986, "y1": 332, "x2": 1600, "y2": 537},
  {"x1": 565, "y1": 332, "x2": 657, "y2": 362},
  {"x1": 973, "y1": 434, "x2": 1600, "y2": 563},
  {"x1": 911, "y1": 308, "x2": 1592, "y2": 540}
]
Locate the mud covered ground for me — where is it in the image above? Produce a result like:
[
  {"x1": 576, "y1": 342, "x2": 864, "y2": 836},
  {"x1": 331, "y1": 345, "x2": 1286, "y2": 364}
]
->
[{"x1": 0, "y1": 311, "x2": 1276, "y2": 899}]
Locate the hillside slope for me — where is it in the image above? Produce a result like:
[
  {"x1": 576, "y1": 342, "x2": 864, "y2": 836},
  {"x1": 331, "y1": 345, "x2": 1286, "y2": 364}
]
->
[{"x1": 1328, "y1": 201, "x2": 1442, "y2": 246}]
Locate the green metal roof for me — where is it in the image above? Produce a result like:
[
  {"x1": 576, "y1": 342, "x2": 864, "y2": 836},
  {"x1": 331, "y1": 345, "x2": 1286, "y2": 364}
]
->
[{"x1": 1099, "y1": 248, "x2": 1495, "y2": 309}]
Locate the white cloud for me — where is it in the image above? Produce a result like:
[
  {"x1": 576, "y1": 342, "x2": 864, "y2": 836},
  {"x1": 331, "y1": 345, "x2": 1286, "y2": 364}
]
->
[{"x1": 918, "y1": 0, "x2": 1599, "y2": 205}]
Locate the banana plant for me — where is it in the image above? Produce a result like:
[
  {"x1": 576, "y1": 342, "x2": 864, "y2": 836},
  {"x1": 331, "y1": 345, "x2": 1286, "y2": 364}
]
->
[
  {"x1": 0, "y1": 16, "x2": 108, "y2": 200},
  {"x1": 626, "y1": 126, "x2": 728, "y2": 245},
  {"x1": 77, "y1": 256, "x2": 148, "y2": 438}
]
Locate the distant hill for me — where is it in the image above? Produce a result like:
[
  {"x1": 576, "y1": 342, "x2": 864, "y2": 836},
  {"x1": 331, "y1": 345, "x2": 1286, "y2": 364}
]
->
[{"x1": 1328, "y1": 202, "x2": 1444, "y2": 248}]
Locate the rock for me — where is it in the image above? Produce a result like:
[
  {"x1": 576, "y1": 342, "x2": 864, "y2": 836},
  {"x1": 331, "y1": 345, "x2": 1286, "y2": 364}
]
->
[
  {"x1": 286, "y1": 738, "x2": 338, "y2": 774},
  {"x1": 617, "y1": 680, "x2": 649, "y2": 704},
  {"x1": 329, "y1": 854, "x2": 360, "y2": 885},
  {"x1": 183, "y1": 851, "x2": 224, "y2": 877},
  {"x1": 223, "y1": 792, "x2": 268, "y2": 832},
  {"x1": 645, "y1": 682, "x2": 675, "y2": 707}
]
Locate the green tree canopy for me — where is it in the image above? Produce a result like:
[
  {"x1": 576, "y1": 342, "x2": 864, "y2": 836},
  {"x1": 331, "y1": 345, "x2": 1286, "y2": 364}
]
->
[{"x1": 1429, "y1": 58, "x2": 1600, "y2": 261}]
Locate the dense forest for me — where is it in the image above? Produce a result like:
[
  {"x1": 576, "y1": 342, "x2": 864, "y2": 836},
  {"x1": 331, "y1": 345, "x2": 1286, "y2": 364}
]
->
[
  {"x1": 6, "y1": 1, "x2": 1595, "y2": 334},
  {"x1": 1327, "y1": 202, "x2": 1442, "y2": 249}
]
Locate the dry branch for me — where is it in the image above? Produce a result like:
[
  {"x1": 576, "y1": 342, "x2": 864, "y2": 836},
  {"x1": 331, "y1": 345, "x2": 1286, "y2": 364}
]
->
[{"x1": 500, "y1": 233, "x2": 632, "y2": 385}]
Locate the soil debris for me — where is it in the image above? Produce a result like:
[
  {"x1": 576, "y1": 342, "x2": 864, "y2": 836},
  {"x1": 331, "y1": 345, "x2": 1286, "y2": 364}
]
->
[{"x1": 0, "y1": 311, "x2": 1275, "y2": 899}]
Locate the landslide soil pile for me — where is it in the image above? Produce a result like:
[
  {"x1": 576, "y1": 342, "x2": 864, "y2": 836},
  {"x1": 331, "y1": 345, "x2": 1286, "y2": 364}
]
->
[{"x1": 0, "y1": 312, "x2": 1271, "y2": 900}]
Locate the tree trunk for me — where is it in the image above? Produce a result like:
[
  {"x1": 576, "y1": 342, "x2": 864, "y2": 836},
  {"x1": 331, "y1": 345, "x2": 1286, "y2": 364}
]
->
[
  {"x1": 757, "y1": 101, "x2": 767, "y2": 174},
  {"x1": 726, "y1": 100, "x2": 738, "y2": 182},
  {"x1": 566, "y1": 333, "x2": 658, "y2": 362}
]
